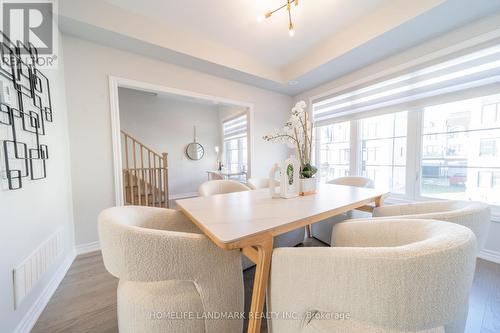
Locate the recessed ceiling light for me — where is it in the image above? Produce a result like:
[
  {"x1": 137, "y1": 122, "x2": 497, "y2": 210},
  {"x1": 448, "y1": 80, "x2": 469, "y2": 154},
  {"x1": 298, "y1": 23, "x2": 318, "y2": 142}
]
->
[{"x1": 288, "y1": 80, "x2": 299, "y2": 86}]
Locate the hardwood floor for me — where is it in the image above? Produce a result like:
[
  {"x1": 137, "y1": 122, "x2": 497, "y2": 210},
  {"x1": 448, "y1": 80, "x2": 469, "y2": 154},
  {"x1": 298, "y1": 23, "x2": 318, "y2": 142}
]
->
[{"x1": 32, "y1": 245, "x2": 500, "y2": 333}]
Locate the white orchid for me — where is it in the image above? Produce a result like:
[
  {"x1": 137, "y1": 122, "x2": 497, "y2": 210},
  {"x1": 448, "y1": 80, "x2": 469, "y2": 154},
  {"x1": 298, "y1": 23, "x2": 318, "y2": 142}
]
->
[{"x1": 263, "y1": 101, "x2": 317, "y2": 178}]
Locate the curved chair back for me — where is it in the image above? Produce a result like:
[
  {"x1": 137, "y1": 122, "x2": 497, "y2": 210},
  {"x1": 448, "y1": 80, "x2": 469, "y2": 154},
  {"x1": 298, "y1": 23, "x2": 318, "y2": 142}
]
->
[
  {"x1": 98, "y1": 206, "x2": 244, "y2": 333},
  {"x1": 198, "y1": 179, "x2": 250, "y2": 197},
  {"x1": 247, "y1": 177, "x2": 280, "y2": 190},
  {"x1": 332, "y1": 219, "x2": 477, "y2": 331},
  {"x1": 268, "y1": 219, "x2": 477, "y2": 333},
  {"x1": 373, "y1": 200, "x2": 490, "y2": 251},
  {"x1": 98, "y1": 206, "x2": 202, "y2": 281},
  {"x1": 328, "y1": 176, "x2": 374, "y2": 188}
]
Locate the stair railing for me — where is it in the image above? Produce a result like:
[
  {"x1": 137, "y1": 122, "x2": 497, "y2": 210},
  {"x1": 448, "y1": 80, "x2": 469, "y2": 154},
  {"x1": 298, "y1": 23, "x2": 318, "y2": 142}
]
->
[{"x1": 121, "y1": 130, "x2": 169, "y2": 208}]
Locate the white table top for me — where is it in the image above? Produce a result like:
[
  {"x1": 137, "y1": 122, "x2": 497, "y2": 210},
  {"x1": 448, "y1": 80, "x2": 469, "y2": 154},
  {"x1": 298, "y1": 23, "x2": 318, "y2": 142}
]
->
[{"x1": 177, "y1": 183, "x2": 388, "y2": 249}]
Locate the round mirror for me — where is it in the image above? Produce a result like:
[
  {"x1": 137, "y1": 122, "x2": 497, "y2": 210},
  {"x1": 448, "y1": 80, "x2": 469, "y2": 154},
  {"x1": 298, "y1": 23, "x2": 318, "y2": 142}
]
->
[{"x1": 186, "y1": 142, "x2": 204, "y2": 160}]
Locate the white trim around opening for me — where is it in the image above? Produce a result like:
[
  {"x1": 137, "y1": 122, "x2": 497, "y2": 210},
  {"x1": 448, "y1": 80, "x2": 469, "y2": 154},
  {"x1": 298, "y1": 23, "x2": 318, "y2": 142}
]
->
[{"x1": 108, "y1": 76, "x2": 255, "y2": 206}]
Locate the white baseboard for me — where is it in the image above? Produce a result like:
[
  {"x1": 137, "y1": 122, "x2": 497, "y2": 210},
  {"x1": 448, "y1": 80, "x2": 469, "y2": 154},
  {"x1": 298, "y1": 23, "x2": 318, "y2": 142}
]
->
[
  {"x1": 14, "y1": 249, "x2": 76, "y2": 333},
  {"x1": 170, "y1": 192, "x2": 198, "y2": 200},
  {"x1": 75, "y1": 241, "x2": 101, "y2": 255},
  {"x1": 478, "y1": 249, "x2": 500, "y2": 264}
]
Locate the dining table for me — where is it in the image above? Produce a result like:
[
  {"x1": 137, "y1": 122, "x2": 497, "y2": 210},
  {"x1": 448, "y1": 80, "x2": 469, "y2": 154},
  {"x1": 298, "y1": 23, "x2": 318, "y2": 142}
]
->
[{"x1": 176, "y1": 183, "x2": 389, "y2": 333}]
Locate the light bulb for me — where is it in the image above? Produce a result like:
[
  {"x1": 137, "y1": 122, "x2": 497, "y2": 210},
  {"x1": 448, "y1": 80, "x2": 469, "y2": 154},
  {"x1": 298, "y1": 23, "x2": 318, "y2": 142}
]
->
[
  {"x1": 257, "y1": 15, "x2": 265, "y2": 23},
  {"x1": 288, "y1": 22, "x2": 295, "y2": 37}
]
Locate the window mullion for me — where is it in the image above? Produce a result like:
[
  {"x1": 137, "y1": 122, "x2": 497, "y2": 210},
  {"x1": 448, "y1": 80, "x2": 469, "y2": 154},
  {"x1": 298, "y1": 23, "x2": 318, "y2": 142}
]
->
[
  {"x1": 405, "y1": 109, "x2": 423, "y2": 200},
  {"x1": 350, "y1": 120, "x2": 359, "y2": 176}
]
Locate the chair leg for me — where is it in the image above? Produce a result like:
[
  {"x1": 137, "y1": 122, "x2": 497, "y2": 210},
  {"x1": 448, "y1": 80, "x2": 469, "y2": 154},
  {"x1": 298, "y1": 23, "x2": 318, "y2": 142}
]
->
[{"x1": 305, "y1": 225, "x2": 312, "y2": 238}]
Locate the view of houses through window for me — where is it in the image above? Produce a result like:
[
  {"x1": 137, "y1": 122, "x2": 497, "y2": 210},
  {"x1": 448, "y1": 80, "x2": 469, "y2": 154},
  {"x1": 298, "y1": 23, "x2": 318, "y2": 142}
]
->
[
  {"x1": 421, "y1": 96, "x2": 500, "y2": 205},
  {"x1": 316, "y1": 121, "x2": 350, "y2": 180},
  {"x1": 314, "y1": 93, "x2": 500, "y2": 205},
  {"x1": 360, "y1": 112, "x2": 407, "y2": 194}
]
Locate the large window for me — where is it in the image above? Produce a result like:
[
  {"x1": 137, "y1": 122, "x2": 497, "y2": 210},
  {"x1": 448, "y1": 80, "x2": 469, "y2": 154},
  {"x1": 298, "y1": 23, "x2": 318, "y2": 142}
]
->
[
  {"x1": 311, "y1": 42, "x2": 500, "y2": 214},
  {"x1": 421, "y1": 96, "x2": 500, "y2": 205},
  {"x1": 360, "y1": 112, "x2": 407, "y2": 193},
  {"x1": 313, "y1": 93, "x2": 500, "y2": 209},
  {"x1": 222, "y1": 114, "x2": 248, "y2": 174},
  {"x1": 316, "y1": 121, "x2": 350, "y2": 181}
]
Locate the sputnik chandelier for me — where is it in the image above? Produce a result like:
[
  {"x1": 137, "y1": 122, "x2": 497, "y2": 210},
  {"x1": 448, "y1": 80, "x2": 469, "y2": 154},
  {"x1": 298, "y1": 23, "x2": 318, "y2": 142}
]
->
[{"x1": 258, "y1": 0, "x2": 299, "y2": 37}]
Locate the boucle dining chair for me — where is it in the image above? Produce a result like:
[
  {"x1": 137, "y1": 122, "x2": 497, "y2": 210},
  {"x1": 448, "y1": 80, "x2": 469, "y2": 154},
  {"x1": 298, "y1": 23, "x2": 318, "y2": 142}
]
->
[
  {"x1": 311, "y1": 176, "x2": 374, "y2": 244},
  {"x1": 341, "y1": 200, "x2": 489, "y2": 333},
  {"x1": 267, "y1": 219, "x2": 477, "y2": 333},
  {"x1": 98, "y1": 206, "x2": 244, "y2": 333},
  {"x1": 328, "y1": 176, "x2": 374, "y2": 188},
  {"x1": 372, "y1": 200, "x2": 490, "y2": 251},
  {"x1": 198, "y1": 179, "x2": 304, "y2": 269},
  {"x1": 247, "y1": 177, "x2": 280, "y2": 190},
  {"x1": 198, "y1": 179, "x2": 250, "y2": 197}
]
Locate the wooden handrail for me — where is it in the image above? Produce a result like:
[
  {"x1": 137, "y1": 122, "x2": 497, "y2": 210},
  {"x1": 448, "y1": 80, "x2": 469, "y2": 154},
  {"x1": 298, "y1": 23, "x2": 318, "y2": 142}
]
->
[
  {"x1": 121, "y1": 130, "x2": 163, "y2": 160},
  {"x1": 121, "y1": 130, "x2": 169, "y2": 208}
]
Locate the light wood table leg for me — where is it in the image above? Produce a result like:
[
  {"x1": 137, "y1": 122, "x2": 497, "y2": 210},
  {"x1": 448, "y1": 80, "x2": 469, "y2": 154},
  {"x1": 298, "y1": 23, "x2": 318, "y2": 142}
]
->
[
  {"x1": 246, "y1": 237, "x2": 273, "y2": 333},
  {"x1": 375, "y1": 193, "x2": 387, "y2": 207}
]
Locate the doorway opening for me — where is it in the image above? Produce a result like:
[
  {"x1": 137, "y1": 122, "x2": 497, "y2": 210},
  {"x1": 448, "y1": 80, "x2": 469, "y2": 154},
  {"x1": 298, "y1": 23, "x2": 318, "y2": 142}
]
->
[{"x1": 109, "y1": 77, "x2": 254, "y2": 206}]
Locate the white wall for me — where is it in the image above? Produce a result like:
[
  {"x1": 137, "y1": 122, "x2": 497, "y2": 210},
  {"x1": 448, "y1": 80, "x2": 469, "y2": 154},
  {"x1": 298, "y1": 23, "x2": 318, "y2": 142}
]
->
[
  {"x1": 218, "y1": 105, "x2": 247, "y2": 121},
  {"x1": 293, "y1": 16, "x2": 500, "y2": 255},
  {"x1": 0, "y1": 32, "x2": 75, "y2": 332},
  {"x1": 62, "y1": 34, "x2": 291, "y2": 246},
  {"x1": 119, "y1": 88, "x2": 222, "y2": 196}
]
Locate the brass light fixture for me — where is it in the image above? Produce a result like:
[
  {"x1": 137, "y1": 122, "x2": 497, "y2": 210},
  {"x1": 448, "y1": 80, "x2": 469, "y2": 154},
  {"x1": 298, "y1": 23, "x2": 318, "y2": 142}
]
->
[{"x1": 258, "y1": 0, "x2": 299, "y2": 37}]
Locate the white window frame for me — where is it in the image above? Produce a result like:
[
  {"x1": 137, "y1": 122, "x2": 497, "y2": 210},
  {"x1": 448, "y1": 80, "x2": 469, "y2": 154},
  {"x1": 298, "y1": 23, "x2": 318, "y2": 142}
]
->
[
  {"x1": 313, "y1": 121, "x2": 352, "y2": 181},
  {"x1": 221, "y1": 112, "x2": 250, "y2": 176}
]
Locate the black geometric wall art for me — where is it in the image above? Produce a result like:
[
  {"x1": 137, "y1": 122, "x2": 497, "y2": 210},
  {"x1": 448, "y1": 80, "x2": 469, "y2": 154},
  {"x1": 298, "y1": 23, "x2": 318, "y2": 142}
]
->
[
  {"x1": 12, "y1": 42, "x2": 29, "y2": 88},
  {"x1": 0, "y1": 42, "x2": 15, "y2": 79},
  {"x1": 0, "y1": 30, "x2": 53, "y2": 190},
  {"x1": 0, "y1": 103, "x2": 11, "y2": 125}
]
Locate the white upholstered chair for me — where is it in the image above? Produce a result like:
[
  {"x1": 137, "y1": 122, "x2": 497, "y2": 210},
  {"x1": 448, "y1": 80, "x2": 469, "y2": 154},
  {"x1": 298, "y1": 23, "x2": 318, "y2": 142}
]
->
[
  {"x1": 328, "y1": 176, "x2": 374, "y2": 188},
  {"x1": 267, "y1": 219, "x2": 477, "y2": 333},
  {"x1": 311, "y1": 176, "x2": 374, "y2": 244},
  {"x1": 342, "y1": 200, "x2": 489, "y2": 333},
  {"x1": 247, "y1": 177, "x2": 280, "y2": 190},
  {"x1": 198, "y1": 179, "x2": 250, "y2": 196},
  {"x1": 198, "y1": 179, "x2": 304, "y2": 269},
  {"x1": 98, "y1": 206, "x2": 244, "y2": 333},
  {"x1": 372, "y1": 200, "x2": 490, "y2": 251}
]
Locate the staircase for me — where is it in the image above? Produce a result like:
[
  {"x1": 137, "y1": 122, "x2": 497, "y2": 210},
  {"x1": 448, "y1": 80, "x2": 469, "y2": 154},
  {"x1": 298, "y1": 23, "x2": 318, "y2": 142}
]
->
[{"x1": 121, "y1": 130, "x2": 169, "y2": 208}]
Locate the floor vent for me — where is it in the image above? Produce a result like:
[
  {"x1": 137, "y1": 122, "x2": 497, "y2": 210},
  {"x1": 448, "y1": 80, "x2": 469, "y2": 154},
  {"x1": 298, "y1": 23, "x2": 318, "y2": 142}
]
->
[{"x1": 13, "y1": 229, "x2": 64, "y2": 308}]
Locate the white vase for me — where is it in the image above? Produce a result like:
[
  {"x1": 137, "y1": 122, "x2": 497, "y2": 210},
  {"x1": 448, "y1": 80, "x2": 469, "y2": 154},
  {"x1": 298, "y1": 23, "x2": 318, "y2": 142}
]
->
[{"x1": 299, "y1": 177, "x2": 317, "y2": 196}]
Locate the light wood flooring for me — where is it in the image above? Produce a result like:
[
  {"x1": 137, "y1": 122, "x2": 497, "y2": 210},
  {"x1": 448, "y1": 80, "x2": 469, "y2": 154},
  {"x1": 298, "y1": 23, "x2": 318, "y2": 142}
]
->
[{"x1": 32, "y1": 242, "x2": 500, "y2": 333}]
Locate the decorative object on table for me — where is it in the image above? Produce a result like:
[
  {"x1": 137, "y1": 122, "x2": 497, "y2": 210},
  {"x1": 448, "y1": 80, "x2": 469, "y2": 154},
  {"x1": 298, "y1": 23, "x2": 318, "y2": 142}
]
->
[
  {"x1": 280, "y1": 155, "x2": 300, "y2": 198},
  {"x1": 263, "y1": 100, "x2": 318, "y2": 196},
  {"x1": 268, "y1": 163, "x2": 281, "y2": 198},
  {"x1": 257, "y1": 0, "x2": 299, "y2": 37},
  {"x1": 0, "y1": 31, "x2": 53, "y2": 190},
  {"x1": 185, "y1": 125, "x2": 205, "y2": 160}
]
